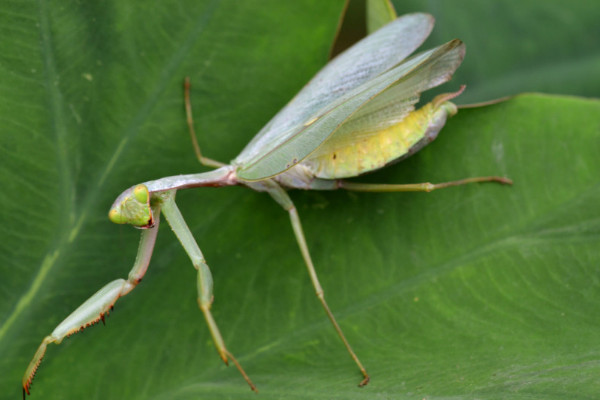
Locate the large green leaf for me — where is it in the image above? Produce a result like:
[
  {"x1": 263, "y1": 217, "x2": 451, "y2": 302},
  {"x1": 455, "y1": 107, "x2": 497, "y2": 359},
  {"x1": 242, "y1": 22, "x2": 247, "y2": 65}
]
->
[{"x1": 1, "y1": 1, "x2": 599, "y2": 399}]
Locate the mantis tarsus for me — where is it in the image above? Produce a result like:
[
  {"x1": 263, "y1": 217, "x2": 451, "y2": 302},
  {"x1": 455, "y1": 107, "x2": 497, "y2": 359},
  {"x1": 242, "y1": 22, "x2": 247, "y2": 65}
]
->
[{"x1": 22, "y1": 13, "x2": 512, "y2": 396}]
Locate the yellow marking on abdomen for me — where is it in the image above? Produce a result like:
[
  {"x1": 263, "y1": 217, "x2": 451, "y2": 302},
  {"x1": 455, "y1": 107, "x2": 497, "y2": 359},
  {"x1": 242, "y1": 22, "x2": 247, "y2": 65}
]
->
[{"x1": 307, "y1": 103, "x2": 434, "y2": 179}]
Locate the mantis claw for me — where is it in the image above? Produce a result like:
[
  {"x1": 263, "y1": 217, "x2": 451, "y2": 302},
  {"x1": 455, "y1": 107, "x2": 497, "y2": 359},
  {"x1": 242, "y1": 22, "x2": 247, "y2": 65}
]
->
[
  {"x1": 22, "y1": 338, "x2": 50, "y2": 397},
  {"x1": 224, "y1": 350, "x2": 258, "y2": 393},
  {"x1": 358, "y1": 374, "x2": 370, "y2": 387}
]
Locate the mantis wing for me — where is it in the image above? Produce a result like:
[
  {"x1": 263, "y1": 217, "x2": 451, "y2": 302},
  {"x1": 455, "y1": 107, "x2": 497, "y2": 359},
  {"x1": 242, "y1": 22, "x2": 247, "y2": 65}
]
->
[
  {"x1": 307, "y1": 40, "x2": 465, "y2": 159},
  {"x1": 236, "y1": 39, "x2": 464, "y2": 181},
  {"x1": 234, "y1": 13, "x2": 434, "y2": 177}
]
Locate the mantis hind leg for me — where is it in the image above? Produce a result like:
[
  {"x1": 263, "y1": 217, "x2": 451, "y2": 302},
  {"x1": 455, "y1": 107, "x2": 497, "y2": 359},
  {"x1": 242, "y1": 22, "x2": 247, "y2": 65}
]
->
[
  {"x1": 184, "y1": 77, "x2": 226, "y2": 169},
  {"x1": 266, "y1": 183, "x2": 370, "y2": 387},
  {"x1": 337, "y1": 175, "x2": 512, "y2": 192},
  {"x1": 159, "y1": 191, "x2": 257, "y2": 392}
]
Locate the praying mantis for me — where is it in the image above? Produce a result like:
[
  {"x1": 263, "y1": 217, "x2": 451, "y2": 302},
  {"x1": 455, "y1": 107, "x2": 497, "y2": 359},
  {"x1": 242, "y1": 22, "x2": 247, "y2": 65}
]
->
[{"x1": 22, "y1": 12, "x2": 512, "y2": 397}]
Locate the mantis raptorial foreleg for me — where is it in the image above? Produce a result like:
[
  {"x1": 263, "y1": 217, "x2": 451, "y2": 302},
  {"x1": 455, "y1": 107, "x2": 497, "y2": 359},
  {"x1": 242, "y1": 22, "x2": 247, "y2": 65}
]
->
[
  {"x1": 158, "y1": 190, "x2": 257, "y2": 392},
  {"x1": 266, "y1": 184, "x2": 370, "y2": 387},
  {"x1": 184, "y1": 77, "x2": 226, "y2": 169},
  {"x1": 22, "y1": 205, "x2": 162, "y2": 397},
  {"x1": 337, "y1": 176, "x2": 513, "y2": 192}
]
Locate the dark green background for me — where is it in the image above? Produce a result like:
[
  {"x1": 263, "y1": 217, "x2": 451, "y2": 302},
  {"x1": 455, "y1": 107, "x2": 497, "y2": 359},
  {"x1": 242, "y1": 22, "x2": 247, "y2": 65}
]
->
[{"x1": 1, "y1": 1, "x2": 599, "y2": 399}]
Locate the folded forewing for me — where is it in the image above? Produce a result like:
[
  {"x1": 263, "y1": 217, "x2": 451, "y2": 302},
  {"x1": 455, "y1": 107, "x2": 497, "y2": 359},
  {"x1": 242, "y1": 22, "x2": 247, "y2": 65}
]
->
[
  {"x1": 234, "y1": 14, "x2": 434, "y2": 170},
  {"x1": 307, "y1": 39, "x2": 465, "y2": 158},
  {"x1": 236, "y1": 40, "x2": 464, "y2": 181}
]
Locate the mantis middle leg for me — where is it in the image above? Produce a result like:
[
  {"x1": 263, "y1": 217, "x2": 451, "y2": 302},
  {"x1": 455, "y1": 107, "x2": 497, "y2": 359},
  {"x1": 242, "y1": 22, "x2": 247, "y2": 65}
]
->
[
  {"x1": 158, "y1": 190, "x2": 257, "y2": 392},
  {"x1": 266, "y1": 183, "x2": 370, "y2": 387}
]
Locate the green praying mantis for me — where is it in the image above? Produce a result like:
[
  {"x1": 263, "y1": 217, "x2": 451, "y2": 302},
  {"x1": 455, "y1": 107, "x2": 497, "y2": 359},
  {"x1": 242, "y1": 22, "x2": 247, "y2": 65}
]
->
[{"x1": 22, "y1": 12, "x2": 512, "y2": 397}]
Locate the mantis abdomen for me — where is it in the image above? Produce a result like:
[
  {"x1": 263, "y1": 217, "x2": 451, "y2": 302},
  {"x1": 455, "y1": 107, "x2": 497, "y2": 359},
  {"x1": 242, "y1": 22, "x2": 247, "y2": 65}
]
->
[{"x1": 301, "y1": 93, "x2": 460, "y2": 180}]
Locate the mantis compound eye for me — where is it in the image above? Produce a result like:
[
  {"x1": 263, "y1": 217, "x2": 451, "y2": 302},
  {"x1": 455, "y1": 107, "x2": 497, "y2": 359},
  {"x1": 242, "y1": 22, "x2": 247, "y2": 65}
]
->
[{"x1": 109, "y1": 184, "x2": 154, "y2": 228}]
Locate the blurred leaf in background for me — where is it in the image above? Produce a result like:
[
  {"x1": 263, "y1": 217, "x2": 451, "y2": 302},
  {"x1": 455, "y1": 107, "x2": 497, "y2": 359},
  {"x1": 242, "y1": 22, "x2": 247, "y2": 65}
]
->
[
  {"x1": 0, "y1": 1, "x2": 598, "y2": 399},
  {"x1": 399, "y1": 0, "x2": 600, "y2": 102}
]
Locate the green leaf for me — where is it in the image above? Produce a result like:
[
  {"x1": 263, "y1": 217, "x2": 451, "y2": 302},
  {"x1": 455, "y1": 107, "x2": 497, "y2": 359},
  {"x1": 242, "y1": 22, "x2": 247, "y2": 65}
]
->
[{"x1": 1, "y1": 1, "x2": 599, "y2": 400}]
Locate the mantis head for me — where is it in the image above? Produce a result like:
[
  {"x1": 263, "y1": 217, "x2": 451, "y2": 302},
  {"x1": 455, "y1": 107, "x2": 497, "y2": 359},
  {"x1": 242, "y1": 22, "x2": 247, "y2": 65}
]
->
[{"x1": 109, "y1": 184, "x2": 155, "y2": 228}]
